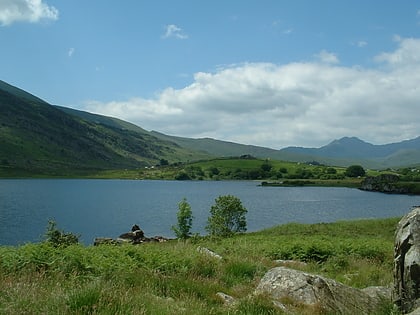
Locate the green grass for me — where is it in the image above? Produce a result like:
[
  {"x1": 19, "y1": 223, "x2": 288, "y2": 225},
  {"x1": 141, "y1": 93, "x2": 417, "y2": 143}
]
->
[{"x1": 0, "y1": 217, "x2": 400, "y2": 314}]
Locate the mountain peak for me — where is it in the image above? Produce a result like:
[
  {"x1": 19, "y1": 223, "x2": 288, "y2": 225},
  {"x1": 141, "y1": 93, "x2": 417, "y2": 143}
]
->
[{"x1": 327, "y1": 136, "x2": 370, "y2": 147}]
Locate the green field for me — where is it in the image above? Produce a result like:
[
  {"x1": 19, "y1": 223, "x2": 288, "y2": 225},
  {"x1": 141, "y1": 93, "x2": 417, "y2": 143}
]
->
[{"x1": 0, "y1": 217, "x2": 400, "y2": 314}]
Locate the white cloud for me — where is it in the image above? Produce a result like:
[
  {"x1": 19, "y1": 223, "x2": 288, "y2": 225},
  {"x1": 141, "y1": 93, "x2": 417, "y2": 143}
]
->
[
  {"x1": 0, "y1": 0, "x2": 58, "y2": 26},
  {"x1": 357, "y1": 40, "x2": 367, "y2": 47},
  {"x1": 84, "y1": 37, "x2": 420, "y2": 149},
  {"x1": 315, "y1": 50, "x2": 339, "y2": 64},
  {"x1": 162, "y1": 24, "x2": 188, "y2": 39},
  {"x1": 374, "y1": 36, "x2": 420, "y2": 67}
]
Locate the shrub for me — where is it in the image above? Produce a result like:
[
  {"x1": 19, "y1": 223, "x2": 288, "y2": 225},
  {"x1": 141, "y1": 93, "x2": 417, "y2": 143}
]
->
[
  {"x1": 44, "y1": 220, "x2": 79, "y2": 247},
  {"x1": 205, "y1": 195, "x2": 247, "y2": 237}
]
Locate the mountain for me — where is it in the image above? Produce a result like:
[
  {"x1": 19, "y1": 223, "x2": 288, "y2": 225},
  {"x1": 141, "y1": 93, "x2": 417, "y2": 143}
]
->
[
  {"x1": 150, "y1": 131, "x2": 287, "y2": 159},
  {"x1": 1, "y1": 79, "x2": 419, "y2": 174},
  {"x1": 280, "y1": 136, "x2": 420, "y2": 168},
  {"x1": 0, "y1": 80, "x2": 211, "y2": 175}
]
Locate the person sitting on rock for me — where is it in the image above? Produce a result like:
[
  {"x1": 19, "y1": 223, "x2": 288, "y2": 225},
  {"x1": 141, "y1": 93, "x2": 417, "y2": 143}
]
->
[
  {"x1": 132, "y1": 224, "x2": 141, "y2": 232},
  {"x1": 131, "y1": 224, "x2": 144, "y2": 239}
]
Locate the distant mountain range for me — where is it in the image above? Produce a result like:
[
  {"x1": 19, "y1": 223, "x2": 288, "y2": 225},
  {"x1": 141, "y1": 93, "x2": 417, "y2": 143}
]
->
[
  {"x1": 279, "y1": 136, "x2": 420, "y2": 169},
  {"x1": 1, "y1": 79, "x2": 419, "y2": 175}
]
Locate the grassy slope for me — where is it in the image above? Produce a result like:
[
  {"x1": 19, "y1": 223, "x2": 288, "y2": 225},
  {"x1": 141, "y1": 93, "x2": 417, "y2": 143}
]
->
[
  {"x1": 0, "y1": 89, "x2": 211, "y2": 177},
  {"x1": 0, "y1": 217, "x2": 399, "y2": 314}
]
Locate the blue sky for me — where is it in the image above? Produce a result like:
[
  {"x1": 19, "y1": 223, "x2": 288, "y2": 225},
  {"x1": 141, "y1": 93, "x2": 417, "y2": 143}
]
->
[{"x1": 1, "y1": 1, "x2": 420, "y2": 149}]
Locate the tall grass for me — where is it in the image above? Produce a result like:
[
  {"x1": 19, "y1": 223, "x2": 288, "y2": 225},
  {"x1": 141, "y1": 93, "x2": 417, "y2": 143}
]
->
[{"x1": 0, "y1": 217, "x2": 400, "y2": 314}]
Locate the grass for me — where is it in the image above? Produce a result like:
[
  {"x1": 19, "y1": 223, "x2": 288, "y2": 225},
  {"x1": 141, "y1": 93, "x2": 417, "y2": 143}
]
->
[{"x1": 0, "y1": 217, "x2": 400, "y2": 314}]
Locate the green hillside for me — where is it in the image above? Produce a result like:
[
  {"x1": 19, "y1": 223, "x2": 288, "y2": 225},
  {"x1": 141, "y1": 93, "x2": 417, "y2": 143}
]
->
[
  {"x1": 1, "y1": 79, "x2": 419, "y2": 177},
  {"x1": 0, "y1": 84, "x2": 211, "y2": 177}
]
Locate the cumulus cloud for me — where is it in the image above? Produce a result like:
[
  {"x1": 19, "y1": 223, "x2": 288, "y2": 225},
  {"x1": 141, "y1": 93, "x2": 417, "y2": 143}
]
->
[
  {"x1": 315, "y1": 50, "x2": 339, "y2": 64},
  {"x1": 84, "y1": 37, "x2": 420, "y2": 149},
  {"x1": 162, "y1": 24, "x2": 188, "y2": 39},
  {"x1": 0, "y1": 0, "x2": 58, "y2": 26}
]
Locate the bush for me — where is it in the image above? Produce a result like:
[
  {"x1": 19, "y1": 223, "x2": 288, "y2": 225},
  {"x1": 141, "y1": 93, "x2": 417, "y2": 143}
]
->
[
  {"x1": 44, "y1": 220, "x2": 79, "y2": 247},
  {"x1": 206, "y1": 195, "x2": 248, "y2": 237}
]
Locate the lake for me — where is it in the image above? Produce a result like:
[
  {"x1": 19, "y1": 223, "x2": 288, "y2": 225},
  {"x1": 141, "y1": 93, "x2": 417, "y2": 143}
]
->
[{"x1": 1, "y1": 179, "x2": 420, "y2": 246}]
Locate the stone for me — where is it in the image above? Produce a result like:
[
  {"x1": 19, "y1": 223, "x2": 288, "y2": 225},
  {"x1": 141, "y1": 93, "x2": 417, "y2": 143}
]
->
[
  {"x1": 394, "y1": 207, "x2": 420, "y2": 313},
  {"x1": 407, "y1": 306, "x2": 420, "y2": 315},
  {"x1": 93, "y1": 237, "x2": 119, "y2": 246},
  {"x1": 197, "y1": 246, "x2": 223, "y2": 260},
  {"x1": 360, "y1": 174, "x2": 407, "y2": 194},
  {"x1": 255, "y1": 266, "x2": 383, "y2": 314},
  {"x1": 361, "y1": 286, "x2": 392, "y2": 301},
  {"x1": 407, "y1": 307, "x2": 420, "y2": 315},
  {"x1": 216, "y1": 292, "x2": 235, "y2": 306}
]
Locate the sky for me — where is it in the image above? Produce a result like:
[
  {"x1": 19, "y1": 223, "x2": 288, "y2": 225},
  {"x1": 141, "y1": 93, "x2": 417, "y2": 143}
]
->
[{"x1": 1, "y1": 0, "x2": 420, "y2": 149}]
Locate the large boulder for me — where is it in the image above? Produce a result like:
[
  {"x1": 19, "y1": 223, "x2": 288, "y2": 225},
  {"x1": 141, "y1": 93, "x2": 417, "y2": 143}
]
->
[
  {"x1": 394, "y1": 207, "x2": 420, "y2": 313},
  {"x1": 255, "y1": 266, "x2": 386, "y2": 314}
]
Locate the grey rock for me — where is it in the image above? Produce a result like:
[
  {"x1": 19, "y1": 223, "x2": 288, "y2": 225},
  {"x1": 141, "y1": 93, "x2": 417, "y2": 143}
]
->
[
  {"x1": 216, "y1": 292, "x2": 235, "y2": 306},
  {"x1": 361, "y1": 286, "x2": 392, "y2": 300},
  {"x1": 394, "y1": 207, "x2": 420, "y2": 313},
  {"x1": 407, "y1": 306, "x2": 420, "y2": 315},
  {"x1": 197, "y1": 246, "x2": 223, "y2": 260},
  {"x1": 255, "y1": 266, "x2": 384, "y2": 314}
]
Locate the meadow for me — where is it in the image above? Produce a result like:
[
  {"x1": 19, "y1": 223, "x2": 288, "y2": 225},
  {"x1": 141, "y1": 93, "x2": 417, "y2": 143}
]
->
[{"x1": 0, "y1": 217, "x2": 400, "y2": 314}]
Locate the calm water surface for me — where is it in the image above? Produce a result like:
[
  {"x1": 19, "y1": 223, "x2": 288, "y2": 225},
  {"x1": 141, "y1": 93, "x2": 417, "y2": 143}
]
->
[{"x1": 1, "y1": 179, "x2": 420, "y2": 245}]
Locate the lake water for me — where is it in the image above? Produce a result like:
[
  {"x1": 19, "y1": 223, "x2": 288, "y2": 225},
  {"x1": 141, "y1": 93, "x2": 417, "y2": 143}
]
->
[{"x1": 1, "y1": 179, "x2": 420, "y2": 246}]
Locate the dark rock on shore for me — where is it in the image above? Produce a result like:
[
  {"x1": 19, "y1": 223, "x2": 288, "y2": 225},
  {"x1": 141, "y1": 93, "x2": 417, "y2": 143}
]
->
[
  {"x1": 94, "y1": 224, "x2": 169, "y2": 245},
  {"x1": 360, "y1": 174, "x2": 407, "y2": 194}
]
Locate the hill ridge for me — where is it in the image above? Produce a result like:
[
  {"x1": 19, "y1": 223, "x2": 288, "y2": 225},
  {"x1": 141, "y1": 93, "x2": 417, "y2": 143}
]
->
[{"x1": 1, "y1": 80, "x2": 419, "y2": 172}]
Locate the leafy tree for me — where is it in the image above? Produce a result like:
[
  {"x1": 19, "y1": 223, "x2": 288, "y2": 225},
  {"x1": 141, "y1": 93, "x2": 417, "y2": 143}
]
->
[
  {"x1": 260, "y1": 162, "x2": 272, "y2": 172},
  {"x1": 159, "y1": 159, "x2": 169, "y2": 166},
  {"x1": 44, "y1": 220, "x2": 79, "y2": 247},
  {"x1": 172, "y1": 198, "x2": 194, "y2": 239},
  {"x1": 174, "y1": 171, "x2": 191, "y2": 180},
  {"x1": 208, "y1": 167, "x2": 220, "y2": 176},
  {"x1": 326, "y1": 167, "x2": 337, "y2": 174},
  {"x1": 279, "y1": 167, "x2": 288, "y2": 174},
  {"x1": 345, "y1": 165, "x2": 366, "y2": 177},
  {"x1": 206, "y1": 195, "x2": 248, "y2": 237}
]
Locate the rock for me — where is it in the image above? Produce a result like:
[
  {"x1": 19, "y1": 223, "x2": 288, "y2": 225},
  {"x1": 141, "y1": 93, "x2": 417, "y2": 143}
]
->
[
  {"x1": 255, "y1": 266, "x2": 384, "y2": 314},
  {"x1": 95, "y1": 224, "x2": 169, "y2": 245},
  {"x1": 407, "y1": 307, "x2": 420, "y2": 315},
  {"x1": 197, "y1": 246, "x2": 223, "y2": 260},
  {"x1": 216, "y1": 292, "x2": 235, "y2": 306},
  {"x1": 117, "y1": 229, "x2": 145, "y2": 244},
  {"x1": 93, "y1": 237, "x2": 119, "y2": 246},
  {"x1": 394, "y1": 207, "x2": 420, "y2": 313},
  {"x1": 360, "y1": 174, "x2": 408, "y2": 194},
  {"x1": 361, "y1": 286, "x2": 392, "y2": 301}
]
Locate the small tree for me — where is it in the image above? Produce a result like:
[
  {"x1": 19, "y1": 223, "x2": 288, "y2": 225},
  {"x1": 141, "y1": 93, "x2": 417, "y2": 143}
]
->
[
  {"x1": 172, "y1": 198, "x2": 193, "y2": 239},
  {"x1": 345, "y1": 165, "x2": 366, "y2": 177},
  {"x1": 206, "y1": 195, "x2": 247, "y2": 237}
]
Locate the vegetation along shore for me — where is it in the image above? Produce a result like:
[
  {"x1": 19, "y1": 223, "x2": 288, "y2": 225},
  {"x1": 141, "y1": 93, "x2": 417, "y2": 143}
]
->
[{"x1": 0, "y1": 215, "x2": 400, "y2": 314}]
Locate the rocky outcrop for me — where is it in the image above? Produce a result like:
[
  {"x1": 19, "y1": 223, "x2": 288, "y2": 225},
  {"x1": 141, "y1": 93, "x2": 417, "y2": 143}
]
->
[
  {"x1": 394, "y1": 207, "x2": 420, "y2": 313},
  {"x1": 94, "y1": 224, "x2": 169, "y2": 245},
  {"x1": 255, "y1": 266, "x2": 388, "y2": 314},
  {"x1": 360, "y1": 174, "x2": 408, "y2": 194}
]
